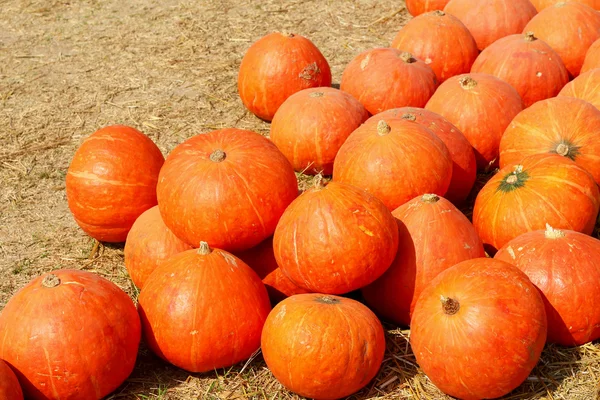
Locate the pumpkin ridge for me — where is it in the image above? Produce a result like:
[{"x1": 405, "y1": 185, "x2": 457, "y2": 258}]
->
[{"x1": 520, "y1": 185, "x2": 574, "y2": 230}]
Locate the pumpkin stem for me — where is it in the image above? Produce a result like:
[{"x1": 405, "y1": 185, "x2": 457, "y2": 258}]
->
[
  {"x1": 401, "y1": 113, "x2": 417, "y2": 122},
  {"x1": 421, "y1": 194, "x2": 440, "y2": 203},
  {"x1": 432, "y1": 10, "x2": 445, "y2": 16},
  {"x1": 198, "y1": 241, "x2": 212, "y2": 255},
  {"x1": 309, "y1": 92, "x2": 324, "y2": 98},
  {"x1": 497, "y1": 165, "x2": 529, "y2": 193},
  {"x1": 555, "y1": 143, "x2": 569, "y2": 156},
  {"x1": 316, "y1": 295, "x2": 340, "y2": 304},
  {"x1": 377, "y1": 120, "x2": 391, "y2": 136},
  {"x1": 210, "y1": 149, "x2": 226, "y2": 163},
  {"x1": 280, "y1": 31, "x2": 295, "y2": 38},
  {"x1": 524, "y1": 31, "x2": 537, "y2": 42},
  {"x1": 42, "y1": 274, "x2": 61, "y2": 288},
  {"x1": 459, "y1": 76, "x2": 478, "y2": 90},
  {"x1": 399, "y1": 52, "x2": 417, "y2": 64},
  {"x1": 545, "y1": 223, "x2": 566, "y2": 239},
  {"x1": 440, "y1": 295, "x2": 460, "y2": 315},
  {"x1": 313, "y1": 173, "x2": 325, "y2": 190}
]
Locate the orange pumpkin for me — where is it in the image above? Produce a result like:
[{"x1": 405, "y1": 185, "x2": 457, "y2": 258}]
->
[
  {"x1": 558, "y1": 68, "x2": 600, "y2": 110},
  {"x1": 581, "y1": 38, "x2": 600, "y2": 73},
  {"x1": 443, "y1": 0, "x2": 537, "y2": 51},
  {"x1": 523, "y1": 2, "x2": 600, "y2": 77},
  {"x1": 499, "y1": 97, "x2": 600, "y2": 185},
  {"x1": 66, "y1": 125, "x2": 164, "y2": 242},
  {"x1": 0, "y1": 359, "x2": 23, "y2": 400},
  {"x1": 273, "y1": 180, "x2": 399, "y2": 294},
  {"x1": 425, "y1": 73, "x2": 523, "y2": 170},
  {"x1": 138, "y1": 243, "x2": 271, "y2": 372},
  {"x1": 270, "y1": 87, "x2": 369, "y2": 175},
  {"x1": 495, "y1": 225, "x2": 600, "y2": 346},
  {"x1": 340, "y1": 48, "x2": 438, "y2": 114},
  {"x1": 406, "y1": 0, "x2": 451, "y2": 16},
  {"x1": 333, "y1": 119, "x2": 453, "y2": 210},
  {"x1": 362, "y1": 194, "x2": 485, "y2": 326},
  {"x1": 471, "y1": 32, "x2": 569, "y2": 107},
  {"x1": 473, "y1": 154, "x2": 600, "y2": 252},
  {"x1": 238, "y1": 32, "x2": 332, "y2": 121},
  {"x1": 261, "y1": 294, "x2": 386, "y2": 399},
  {"x1": 156, "y1": 128, "x2": 298, "y2": 252},
  {"x1": 391, "y1": 10, "x2": 479, "y2": 83},
  {"x1": 530, "y1": 0, "x2": 600, "y2": 11}
]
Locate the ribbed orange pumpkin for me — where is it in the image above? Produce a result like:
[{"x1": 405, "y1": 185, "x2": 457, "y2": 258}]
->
[
  {"x1": 238, "y1": 32, "x2": 332, "y2": 121},
  {"x1": 270, "y1": 87, "x2": 369, "y2": 175},
  {"x1": 138, "y1": 243, "x2": 272, "y2": 372},
  {"x1": 261, "y1": 294, "x2": 386, "y2": 399},
  {"x1": 368, "y1": 108, "x2": 476, "y2": 206},
  {"x1": 530, "y1": 0, "x2": 600, "y2": 11},
  {"x1": 156, "y1": 128, "x2": 298, "y2": 252},
  {"x1": 495, "y1": 225, "x2": 600, "y2": 346},
  {"x1": 499, "y1": 97, "x2": 600, "y2": 185},
  {"x1": 443, "y1": 0, "x2": 537, "y2": 51},
  {"x1": 471, "y1": 32, "x2": 569, "y2": 107},
  {"x1": 406, "y1": 0, "x2": 451, "y2": 16},
  {"x1": 333, "y1": 119, "x2": 452, "y2": 210},
  {"x1": 273, "y1": 180, "x2": 399, "y2": 294},
  {"x1": 473, "y1": 154, "x2": 600, "y2": 252},
  {"x1": 0, "y1": 270, "x2": 141, "y2": 400},
  {"x1": 581, "y1": 38, "x2": 600, "y2": 73},
  {"x1": 410, "y1": 258, "x2": 547, "y2": 400},
  {"x1": 391, "y1": 11, "x2": 479, "y2": 83},
  {"x1": 124, "y1": 206, "x2": 192, "y2": 289},
  {"x1": 362, "y1": 194, "x2": 485, "y2": 326},
  {"x1": 65, "y1": 125, "x2": 164, "y2": 242},
  {"x1": 0, "y1": 359, "x2": 23, "y2": 400},
  {"x1": 425, "y1": 73, "x2": 524, "y2": 170},
  {"x1": 340, "y1": 48, "x2": 438, "y2": 114},
  {"x1": 558, "y1": 68, "x2": 600, "y2": 110},
  {"x1": 523, "y1": 2, "x2": 600, "y2": 77}
]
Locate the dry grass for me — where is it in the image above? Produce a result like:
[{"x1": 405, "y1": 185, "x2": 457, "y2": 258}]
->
[{"x1": 1, "y1": 0, "x2": 599, "y2": 399}]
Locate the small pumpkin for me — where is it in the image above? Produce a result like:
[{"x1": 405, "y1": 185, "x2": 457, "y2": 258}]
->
[
  {"x1": 495, "y1": 224, "x2": 600, "y2": 346},
  {"x1": 581, "y1": 38, "x2": 600, "y2": 73},
  {"x1": 238, "y1": 32, "x2": 332, "y2": 121},
  {"x1": 391, "y1": 10, "x2": 479, "y2": 83},
  {"x1": 340, "y1": 48, "x2": 438, "y2": 115},
  {"x1": 261, "y1": 294, "x2": 386, "y2": 400},
  {"x1": 558, "y1": 68, "x2": 600, "y2": 111},
  {"x1": 138, "y1": 242, "x2": 272, "y2": 372},
  {"x1": 0, "y1": 359, "x2": 23, "y2": 400},
  {"x1": 499, "y1": 96, "x2": 600, "y2": 185},
  {"x1": 65, "y1": 125, "x2": 164, "y2": 242},
  {"x1": 410, "y1": 258, "x2": 547, "y2": 400},
  {"x1": 406, "y1": 0, "x2": 451, "y2": 16},
  {"x1": 530, "y1": 0, "x2": 600, "y2": 11},
  {"x1": 270, "y1": 87, "x2": 369, "y2": 175},
  {"x1": 471, "y1": 32, "x2": 569, "y2": 107}
]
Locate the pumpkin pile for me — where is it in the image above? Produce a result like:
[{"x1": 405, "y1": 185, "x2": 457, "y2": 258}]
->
[{"x1": 3, "y1": 0, "x2": 600, "y2": 399}]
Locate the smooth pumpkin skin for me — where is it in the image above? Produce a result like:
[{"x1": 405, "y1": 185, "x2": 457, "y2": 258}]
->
[
  {"x1": 273, "y1": 181, "x2": 399, "y2": 294},
  {"x1": 65, "y1": 125, "x2": 164, "y2": 242},
  {"x1": 0, "y1": 270, "x2": 141, "y2": 400},
  {"x1": 581, "y1": 39, "x2": 600, "y2": 73},
  {"x1": 124, "y1": 206, "x2": 192, "y2": 289},
  {"x1": 368, "y1": 108, "x2": 476, "y2": 206},
  {"x1": 261, "y1": 294, "x2": 386, "y2": 400},
  {"x1": 237, "y1": 32, "x2": 332, "y2": 122},
  {"x1": 443, "y1": 0, "x2": 537, "y2": 51},
  {"x1": 530, "y1": 0, "x2": 600, "y2": 12},
  {"x1": 523, "y1": 2, "x2": 600, "y2": 77},
  {"x1": 410, "y1": 258, "x2": 547, "y2": 400},
  {"x1": 0, "y1": 359, "x2": 23, "y2": 400},
  {"x1": 473, "y1": 153, "x2": 600, "y2": 253},
  {"x1": 406, "y1": 0, "x2": 451, "y2": 16},
  {"x1": 558, "y1": 68, "x2": 600, "y2": 110},
  {"x1": 269, "y1": 87, "x2": 369, "y2": 175},
  {"x1": 340, "y1": 48, "x2": 438, "y2": 115},
  {"x1": 499, "y1": 97, "x2": 600, "y2": 185},
  {"x1": 362, "y1": 194, "x2": 485, "y2": 327},
  {"x1": 156, "y1": 128, "x2": 298, "y2": 252},
  {"x1": 425, "y1": 73, "x2": 524, "y2": 170},
  {"x1": 391, "y1": 10, "x2": 479, "y2": 83},
  {"x1": 138, "y1": 245, "x2": 272, "y2": 373},
  {"x1": 333, "y1": 119, "x2": 452, "y2": 210},
  {"x1": 495, "y1": 226, "x2": 600, "y2": 346},
  {"x1": 471, "y1": 32, "x2": 569, "y2": 107}
]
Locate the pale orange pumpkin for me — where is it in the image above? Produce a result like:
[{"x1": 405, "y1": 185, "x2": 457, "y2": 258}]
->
[
  {"x1": 581, "y1": 38, "x2": 600, "y2": 73},
  {"x1": 558, "y1": 68, "x2": 600, "y2": 111}
]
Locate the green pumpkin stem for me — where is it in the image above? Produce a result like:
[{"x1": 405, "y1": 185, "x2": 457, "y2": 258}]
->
[{"x1": 497, "y1": 165, "x2": 529, "y2": 193}]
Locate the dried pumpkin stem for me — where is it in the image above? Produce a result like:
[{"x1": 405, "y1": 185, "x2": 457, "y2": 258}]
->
[
  {"x1": 440, "y1": 295, "x2": 460, "y2": 315},
  {"x1": 459, "y1": 76, "x2": 478, "y2": 90},
  {"x1": 432, "y1": 10, "x2": 445, "y2": 16},
  {"x1": 555, "y1": 143, "x2": 570, "y2": 157},
  {"x1": 42, "y1": 274, "x2": 61, "y2": 288},
  {"x1": 421, "y1": 194, "x2": 440, "y2": 203},
  {"x1": 210, "y1": 149, "x2": 226, "y2": 163},
  {"x1": 309, "y1": 92, "x2": 324, "y2": 98},
  {"x1": 377, "y1": 120, "x2": 391, "y2": 136},
  {"x1": 401, "y1": 113, "x2": 417, "y2": 122},
  {"x1": 524, "y1": 31, "x2": 537, "y2": 42},
  {"x1": 545, "y1": 223, "x2": 566, "y2": 239},
  {"x1": 399, "y1": 52, "x2": 416, "y2": 63},
  {"x1": 316, "y1": 295, "x2": 340, "y2": 304},
  {"x1": 198, "y1": 241, "x2": 212, "y2": 255},
  {"x1": 280, "y1": 31, "x2": 295, "y2": 38}
]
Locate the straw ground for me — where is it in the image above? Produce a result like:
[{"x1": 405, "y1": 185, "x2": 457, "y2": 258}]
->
[{"x1": 1, "y1": 0, "x2": 599, "y2": 398}]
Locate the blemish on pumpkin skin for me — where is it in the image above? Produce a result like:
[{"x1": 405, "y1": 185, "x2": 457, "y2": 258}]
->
[
  {"x1": 507, "y1": 246, "x2": 516, "y2": 260},
  {"x1": 358, "y1": 225, "x2": 374, "y2": 236},
  {"x1": 190, "y1": 330, "x2": 198, "y2": 335},
  {"x1": 360, "y1": 54, "x2": 371, "y2": 70},
  {"x1": 221, "y1": 252, "x2": 238, "y2": 267}
]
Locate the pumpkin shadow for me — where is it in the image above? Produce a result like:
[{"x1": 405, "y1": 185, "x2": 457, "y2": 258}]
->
[{"x1": 331, "y1": 82, "x2": 341, "y2": 89}]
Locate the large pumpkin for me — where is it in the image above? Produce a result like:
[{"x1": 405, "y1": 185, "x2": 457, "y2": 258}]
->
[
  {"x1": 473, "y1": 154, "x2": 600, "y2": 252},
  {"x1": 558, "y1": 68, "x2": 600, "y2": 111},
  {"x1": 581, "y1": 38, "x2": 600, "y2": 73},
  {"x1": 471, "y1": 32, "x2": 569, "y2": 107},
  {"x1": 391, "y1": 10, "x2": 479, "y2": 83},
  {"x1": 406, "y1": 0, "x2": 451, "y2": 16},
  {"x1": 124, "y1": 205, "x2": 192, "y2": 289},
  {"x1": 333, "y1": 119, "x2": 453, "y2": 210},
  {"x1": 261, "y1": 294, "x2": 386, "y2": 400},
  {"x1": 530, "y1": 0, "x2": 600, "y2": 12},
  {"x1": 425, "y1": 73, "x2": 524, "y2": 170},
  {"x1": 138, "y1": 242, "x2": 272, "y2": 372},
  {"x1": 368, "y1": 108, "x2": 476, "y2": 206},
  {"x1": 443, "y1": 0, "x2": 537, "y2": 51},
  {"x1": 495, "y1": 225, "x2": 600, "y2": 346},
  {"x1": 499, "y1": 97, "x2": 600, "y2": 185},
  {"x1": 0, "y1": 359, "x2": 23, "y2": 400},
  {"x1": 273, "y1": 180, "x2": 399, "y2": 294},
  {"x1": 238, "y1": 32, "x2": 332, "y2": 121},
  {"x1": 410, "y1": 258, "x2": 547, "y2": 400},
  {"x1": 362, "y1": 194, "x2": 485, "y2": 326},
  {"x1": 340, "y1": 48, "x2": 438, "y2": 115},
  {"x1": 269, "y1": 87, "x2": 369, "y2": 175},
  {"x1": 65, "y1": 125, "x2": 164, "y2": 242},
  {"x1": 523, "y1": 2, "x2": 600, "y2": 77},
  {"x1": 0, "y1": 270, "x2": 141, "y2": 400},
  {"x1": 156, "y1": 128, "x2": 298, "y2": 252}
]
